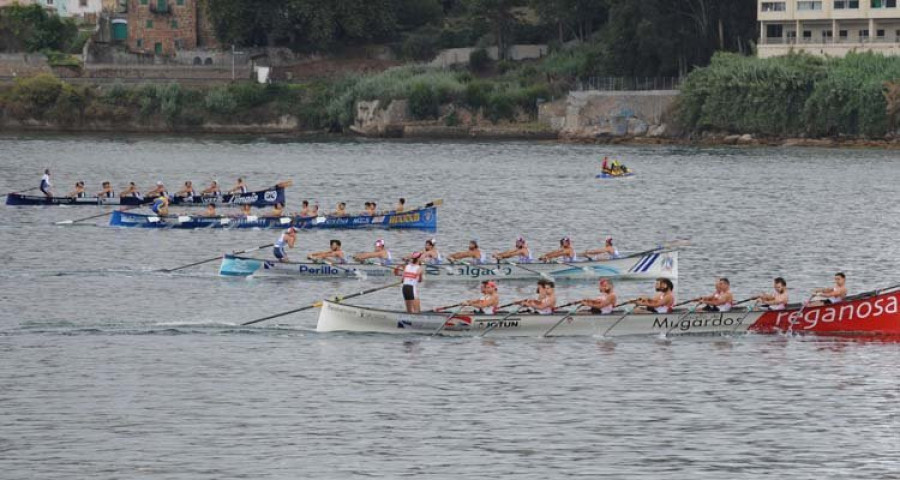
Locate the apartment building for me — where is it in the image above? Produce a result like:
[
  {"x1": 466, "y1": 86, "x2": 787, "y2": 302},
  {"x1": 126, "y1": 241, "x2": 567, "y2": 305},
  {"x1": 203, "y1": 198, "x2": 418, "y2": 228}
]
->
[{"x1": 759, "y1": 0, "x2": 900, "y2": 57}]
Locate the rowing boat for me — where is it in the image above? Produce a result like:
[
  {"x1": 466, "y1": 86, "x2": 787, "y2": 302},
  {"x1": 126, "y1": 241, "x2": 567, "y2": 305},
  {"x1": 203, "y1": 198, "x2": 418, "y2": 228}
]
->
[
  {"x1": 109, "y1": 205, "x2": 438, "y2": 230},
  {"x1": 219, "y1": 250, "x2": 677, "y2": 280},
  {"x1": 316, "y1": 286, "x2": 900, "y2": 337},
  {"x1": 6, "y1": 186, "x2": 286, "y2": 207}
]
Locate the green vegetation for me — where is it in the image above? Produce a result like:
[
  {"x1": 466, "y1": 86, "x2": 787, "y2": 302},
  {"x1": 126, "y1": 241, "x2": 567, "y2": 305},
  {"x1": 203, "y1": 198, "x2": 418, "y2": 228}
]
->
[
  {"x1": 677, "y1": 52, "x2": 900, "y2": 138},
  {"x1": 0, "y1": 4, "x2": 80, "y2": 53}
]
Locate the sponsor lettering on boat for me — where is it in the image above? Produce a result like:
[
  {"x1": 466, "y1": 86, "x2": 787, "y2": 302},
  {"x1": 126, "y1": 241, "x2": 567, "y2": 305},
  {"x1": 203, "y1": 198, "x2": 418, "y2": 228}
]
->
[
  {"x1": 652, "y1": 313, "x2": 744, "y2": 332},
  {"x1": 774, "y1": 295, "x2": 899, "y2": 330},
  {"x1": 297, "y1": 264, "x2": 343, "y2": 275},
  {"x1": 474, "y1": 318, "x2": 520, "y2": 330},
  {"x1": 389, "y1": 212, "x2": 420, "y2": 225}
]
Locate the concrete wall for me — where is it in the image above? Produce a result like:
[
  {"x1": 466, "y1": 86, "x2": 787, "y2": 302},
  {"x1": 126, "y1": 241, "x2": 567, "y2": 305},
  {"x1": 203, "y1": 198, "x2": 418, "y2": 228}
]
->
[
  {"x1": 758, "y1": 42, "x2": 900, "y2": 58},
  {"x1": 429, "y1": 44, "x2": 548, "y2": 68},
  {"x1": 540, "y1": 90, "x2": 680, "y2": 139}
]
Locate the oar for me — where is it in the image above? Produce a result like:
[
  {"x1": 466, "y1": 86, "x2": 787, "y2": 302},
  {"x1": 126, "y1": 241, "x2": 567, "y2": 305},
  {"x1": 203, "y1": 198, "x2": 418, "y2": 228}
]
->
[
  {"x1": 600, "y1": 300, "x2": 638, "y2": 337},
  {"x1": 786, "y1": 292, "x2": 819, "y2": 335},
  {"x1": 665, "y1": 300, "x2": 703, "y2": 337},
  {"x1": 318, "y1": 258, "x2": 367, "y2": 280},
  {"x1": 540, "y1": 304, "x2": 582, "y2": 338},
  {"x1": 56, "y1": 205, "x2": 140, "y2": 225},
  {"x1": 433, "y1": 303, "x2": 463, "y2": 312},
  {"x1": 159, "y1": 243, "x2": 274, "y2": 273},
  {"x1": 430, "y1": 303, "x2": 469, "y2": 337},
  {"x1": 503, "y1": 261, "x2": 553, "y2": 281},
  {"x1": 479, "y1": 304, "x2": 524, "y2": 338},
  {"x1": 241, "y1": 279, "x2": 403, "y2": 326},
  {"x1": 729, "y1": 300, "x2": 761, "y2": 335},
  {"x1": 3, "y1": 186, "x2": 40, "y2": 198}
]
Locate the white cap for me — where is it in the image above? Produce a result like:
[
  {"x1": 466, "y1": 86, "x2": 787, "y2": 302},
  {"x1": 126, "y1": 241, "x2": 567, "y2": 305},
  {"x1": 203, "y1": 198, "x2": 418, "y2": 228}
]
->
[{"x1": 157, "y1": 181, "x2": 164, "y2": 186}]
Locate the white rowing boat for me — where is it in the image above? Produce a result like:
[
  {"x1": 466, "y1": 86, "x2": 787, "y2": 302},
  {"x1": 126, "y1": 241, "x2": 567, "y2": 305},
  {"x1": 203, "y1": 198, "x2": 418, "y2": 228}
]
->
[
  {"x1": 316, "y1": 300, "x2": 759, "y2": 337},
  {"x1": 219, "y1": 250, "x2": 678, "y2": 281}
]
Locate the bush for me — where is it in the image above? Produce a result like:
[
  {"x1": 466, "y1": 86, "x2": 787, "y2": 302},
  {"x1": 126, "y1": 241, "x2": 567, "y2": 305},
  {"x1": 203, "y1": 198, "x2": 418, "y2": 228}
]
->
[
  {"x1": 401, "y1": 33, "x2": 439, "y2": 62},
  {"x1": 485, "y1": 91, "x2": 516, "y2": 123},
  {"x1": 10, "y1": 74, "x2": 63, "y2": 112},
  {"x1": 407, "y1": 82, "x2": 439, "y2": 119},
  {"x1": 159, "y1": 83, "x2": 181, "y2": 126},
  {"x1": 469, "y1": 48, "x2": 492, "y2": 73},
  {"x1": 464, "y1": 80, "x2": 492, "y2": 110},
  {"x1": 204, "y1": 87, "x2": 238, "y2": 115}
]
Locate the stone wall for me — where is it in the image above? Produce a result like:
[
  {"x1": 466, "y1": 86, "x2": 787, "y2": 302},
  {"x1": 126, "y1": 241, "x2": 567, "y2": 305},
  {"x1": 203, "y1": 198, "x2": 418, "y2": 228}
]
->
[{"x1": 539, "y1": 90, "x2": 680, "y2": 140}]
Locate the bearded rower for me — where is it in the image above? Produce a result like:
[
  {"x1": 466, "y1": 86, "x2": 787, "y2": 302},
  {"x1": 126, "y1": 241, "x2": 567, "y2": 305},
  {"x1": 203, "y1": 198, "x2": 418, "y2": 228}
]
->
[
  {"x1": 273, "y1": 227, "x2": 297, "y2": 262},
  {"x1": 448, "y1": 240, "x2": 486, "y2": 264},
  {"x1": 539, "y1": 237, "x2": 577, "y2": 263},
  {"x1": 493, "y1": 237, "x2": 533, "y2": 263},
  {"x1": 756, "y1": 277, "x2": 789, "y2": 310},
  {"x1": 633, "y1": 278, "x2": 675, "y2": 314},
  {"x1": 812, "y1": 272, "x2": 847, "y2": 305},
  {"x1": 308, "y1": 239, "x2": 345, "y2": 263},
  {"x1": 515, "y1": 279, "x2": 557, "y2": 314},
  {"x1": 578, "y1": 278, "x2": 617, "y2": 314},
  {"x1": 583, "y1": 237, "x2": 619, "y2": 259},
  {"x1": 696, "y1": 277, "x2": 734, "y2": 312},
  {"x1": 353, "y1": 239, "x2": 392, "y2": 265},
  {"x1": 459, "y1": 280, "x2": 500, "y2": 314}
]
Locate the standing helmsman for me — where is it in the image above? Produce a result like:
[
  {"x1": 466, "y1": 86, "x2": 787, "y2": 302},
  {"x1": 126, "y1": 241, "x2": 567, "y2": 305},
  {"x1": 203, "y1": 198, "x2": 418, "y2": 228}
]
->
[
  {"x1": 398, "y1": 251, "x2": 425, "y2": 313},
  {"x1": 40, "y1": 169, "x2": 53, "y2": 198}
]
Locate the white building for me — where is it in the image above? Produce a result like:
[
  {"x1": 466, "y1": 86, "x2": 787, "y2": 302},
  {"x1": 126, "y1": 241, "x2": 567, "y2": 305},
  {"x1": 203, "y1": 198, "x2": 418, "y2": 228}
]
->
[
  {"x1": 759, "y1": 0, "x2": 900, "y2": 57},
  {"x1": 66, "y1": 0, "x2": 102, "y2": 18}
]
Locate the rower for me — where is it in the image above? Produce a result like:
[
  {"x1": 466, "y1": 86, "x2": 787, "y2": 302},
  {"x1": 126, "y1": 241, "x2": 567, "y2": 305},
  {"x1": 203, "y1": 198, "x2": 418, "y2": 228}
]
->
[
  {"x1": 334, "y1": 202, "x2": 348, "y2": 217},
  {"x1": 460, "y1": 280, "x2": 500, "y2": 314},
  {"x1": 175, "y1": 181, "x2": 195, "y2": 199},
  {"x1": 150, "y1": 195, "x2": 169, "y2": 216},
  {"x1": 812, "y1": 272, "x2": 847, "y2": 305},
  {"x1": 120, "y1": 182, "x2": 140, "y2": 198},
  {"x1": 756, "y1": 277, "x2": 789, "y2": 311},
  {"x1": 371, "y1": 202, "x2": 379, "y2": 214},
  {"x1": 145, "y1": 181, "x2": 167, "y2": 199},
  {"x1": 448, "y1": 240, "x2": 486, "y2": 264},
  {"x1": 229, "y1": 178, "x2": 248, "y2": 194},
  {"x1": 239, "y1": 204, "x2": 252, "y2": 216},
  {"x1": 578, "y1": 278, "x2": 617, "y2": 314},
  {"x1": 68, "y1": 181, "x2": 86, "y2": 198},
  {"x1": 299, "y1": 200, "x2": 311, "y2": 217},
  {"x1": 269, "y1": 202, "x2": 284, "y2": 217},
  {"x1": 353, "y1": 239, "x2": 392, "y2": 265},
  {"x1": 696, "y1": 277, "x2": 734, "y2": 312},
  {"x1": 203, "y1": 203, "x2": 217, "y2": 216},
  {"x1": 362, "y1": 202, "x2": 376, "y2": 216},
  {"x1": 310, "y1": 204, "x2": 320, "y2": 216},
  {"x1": 201, "y1": 180, "x2": 220, "y2": 196},
  {"x1": 539, "y1": 237, "x2": 577, "y2": 263},
  {"x1": 632, "y1": 278, "x2": 675, "y2": 314},
  {"x1": 308, "y1": 239, "x2": 345, "y2": 263},
  {"x1": 515, "y1": 279, "x2": 557, "y2": 314},
  {"x1": 273, "y1": 227, "x2": 297, "y2": 262},
  {"x1": 396, "y1": 197, "x2": 406, "y2": 213},
  {"x1": 493, "y1": 237, "x2": 533, "y2": 263},
  {"x1": 40, "y1": 169, "x2": 52, "y2": 198},
  {"x1": 419, "y1": 238, "x2": 441, "y2": 264},
  {"x1": 583, "y1": 237, "x2": 619, "y2": 259},
  {"x1": 398, "y1": 251, "x2": 424, "y2": 313},
  {"x1": 97, "y1": 181, "x2": 115, "y2": 199}
]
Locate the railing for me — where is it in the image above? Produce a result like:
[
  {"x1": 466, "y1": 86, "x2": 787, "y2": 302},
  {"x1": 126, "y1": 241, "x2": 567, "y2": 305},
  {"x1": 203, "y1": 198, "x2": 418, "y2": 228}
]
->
[{"x1": 575, "y1": 77, "x2": 682, "y2": 92}]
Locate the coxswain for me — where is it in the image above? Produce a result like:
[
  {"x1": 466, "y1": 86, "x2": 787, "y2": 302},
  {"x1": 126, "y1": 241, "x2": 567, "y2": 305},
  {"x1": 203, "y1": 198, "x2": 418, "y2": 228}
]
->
[
  {"x1": 201, "y1": 180, "x2": 220, "y2": 196},
  {"x1": 39, "y1": 169, "x2": 52, "y2": 198},
  {"x1": 150, "y1": 195, "x2": 169, "y2": 216},
  {"x1": 696, "y1": 277, "x2": 734, "y2": 312},
  {"x1": 515, "y1": 279, "x2": 557, "y2": 314},
  {"x1": 539, "y1": 237, "x2": 577, "y2": 263},
  {"x1": 145, "y1": 181, "x2": 167, "y2": 199},
  {"x1": 203, "y1": 203, "x2": 217, "y2": 216},
  {"x1": 229, "y1": 178, "x2": 248, "y2": 194},
  {"x1": 334, "y1": 202, "x2": 348, "y2": 217},
  {"x1": 273, "y1": 227, "x2": 297, "y2": 262},
  {"x1": 578, "y1": 278, "x2": 617, "y2": 314},
  {"x1": 353, "y1": 239, "x2": 392, "y2": 265},
  {"x1": 397, "y1": 251, "x2": 424, "y2": 313},
  {"x1": 308, "y1": 239, "x2": 345, "y2": 263},
  {"x1": 68, "y1": 181, "x2": 86, "y2": 198},
  {"x1": 299, "y1": 200, "x2": 311, "y2": 217},
  {"x1": 120, "y1": 182, "x2": 140, "y2": 198},
  {"x1": 583, "y1": 237, "x2": 619, "y2": 259},
  {"x1": 756, "y1": 277, "x2": 789, "y2": 310},
  {"x1": 812, "y1": 272, "x2": 847, "y2": 305},
  {"x1": 97, "y1": 181, "x2": 115, "y2": 199},
  {"x1": 632, "y1": 278, "x2": 676, "y2": 314},
  {"x1": 396, "y1": 197, "x2": 406, "y2": 213},
  {"x1": 175, "y1": 181, "x2": 195, "y2": 199},
  {"x1": 269, "y1": 202, "x2": 284, "y2": 216},
  {"x1": 493, "y1": 237, "x2": 533, "y2": 263},
  {"x1": 448, "y1": 240, "x2": 486, "y2": 264},
  {"x1": 458, "y1": 280, "x2": 500, "y2": 314}
]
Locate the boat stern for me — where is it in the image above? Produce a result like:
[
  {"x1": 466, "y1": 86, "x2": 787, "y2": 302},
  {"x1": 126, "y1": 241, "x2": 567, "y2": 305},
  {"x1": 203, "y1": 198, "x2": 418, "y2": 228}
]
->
[{"x1": 219, "y1": 255, "x2": 264, "y2": 277}]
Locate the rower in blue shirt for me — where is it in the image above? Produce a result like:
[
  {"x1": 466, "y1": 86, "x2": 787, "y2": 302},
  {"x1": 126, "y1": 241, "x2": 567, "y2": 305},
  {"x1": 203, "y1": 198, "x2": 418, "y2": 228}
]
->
[{"x1": 273, "y1": 227, "x2": 297, "y2": 262}]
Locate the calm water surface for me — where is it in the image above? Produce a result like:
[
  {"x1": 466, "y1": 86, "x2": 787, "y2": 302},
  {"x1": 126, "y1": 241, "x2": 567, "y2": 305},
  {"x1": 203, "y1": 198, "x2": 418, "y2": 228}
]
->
[{"x1": 1, "y1": 135, "x2": 898, "y2": 479}]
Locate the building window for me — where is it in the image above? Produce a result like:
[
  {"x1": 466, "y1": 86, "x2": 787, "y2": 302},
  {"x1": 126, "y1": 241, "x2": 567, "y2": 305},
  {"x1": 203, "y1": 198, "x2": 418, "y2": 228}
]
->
[
  {"x1": 872, "y1": 0, "x2": 897, "y2": 7},
  {"x1": 803, "y1": 30, "x2": 812, "y2": 38},
  {"x1": 834, "y1": 0, "x2": 860, "y2": 8},
  {"x1": 171, "y1": 20, "x2": 178, "y2": 28},
  {"x1": 766, "y1": 24, "x2": 784, "y2": 38},
  {"x1": 146, "y1": 19, "x2": 153, "y2": 28},
  {"x1": 762, "y1": 2, "x2": 786, "y2": 11},
  {"x1": 46, "y1": 0, "x2": 53, "y2": 4},
  {"x1": 137, "y1": 38, "x2": 143, "y2": 48},
  {"x1": 877, "y1": 29, "x2": 886, "y2": 39},
  {"x1": 860, "y1": 29, "x2": 870, "y2": 40},
  {"x1": 798, "y1": 1, "x2": 823, "y2": 10},
  {"x1": 80, "y1": 0, "x2": 87, "y2": 6},
  {"x1": 822, "y1": 30, "x2": 833, "y2": 38}
]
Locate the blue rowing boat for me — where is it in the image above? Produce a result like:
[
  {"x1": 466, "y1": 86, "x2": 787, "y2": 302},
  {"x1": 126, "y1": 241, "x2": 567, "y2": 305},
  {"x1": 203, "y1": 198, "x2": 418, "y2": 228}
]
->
[{"x1": 109, "y1": 204, "x2": 439, "y2": 230}]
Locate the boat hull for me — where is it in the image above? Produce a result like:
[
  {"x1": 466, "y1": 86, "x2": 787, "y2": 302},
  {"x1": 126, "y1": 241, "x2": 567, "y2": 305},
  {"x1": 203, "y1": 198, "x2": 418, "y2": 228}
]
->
[
  {"x1": 6, "y1": 187, "x2": 285, "y2": 207},
  {"x1": 596, "y1": 172, "x2": 635, "y2": 179},
  {"x1": 219, "y1": 250, "x2": 677, "y2": 281},
  {"x1": 110, "y1": 206, "x2": 438, "y2": 230}
]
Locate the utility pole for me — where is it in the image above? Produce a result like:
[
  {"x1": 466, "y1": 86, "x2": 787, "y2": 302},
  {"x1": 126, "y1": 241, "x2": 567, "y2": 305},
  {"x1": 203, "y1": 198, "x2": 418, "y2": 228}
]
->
[{"x1": 231, "y1": 44, "x2": 246, "y2": 81}]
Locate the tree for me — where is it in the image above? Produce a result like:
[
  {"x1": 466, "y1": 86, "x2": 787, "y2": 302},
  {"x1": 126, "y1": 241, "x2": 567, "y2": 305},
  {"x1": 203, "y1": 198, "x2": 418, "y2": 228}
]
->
[
  {"x1": 0, "y1": 4, "x2": 79, "y2": 53},
  {"x1": 465, "y1": 0, "x2": 523, "y2": 59}
]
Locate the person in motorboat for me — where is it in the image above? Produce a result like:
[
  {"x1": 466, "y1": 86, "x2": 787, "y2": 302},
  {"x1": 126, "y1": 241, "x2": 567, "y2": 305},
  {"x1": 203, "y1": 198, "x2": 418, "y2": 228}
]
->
[
  {"x1": 353, "y1": 239, "x2": 392, "y2": 265},
  {"x1": 601, "y1": 156, "x2": 610, "y2": 174},
  {"x1": 578, "y1": 278, "x2": 618, "y2": 314},
  {"x1": 397, "y1": 251, "x2": 424, "y2": 313},
  {"x1": 67, "y1": 181, "x2": 86, "y2": 198},
  {"x1": 756, "y1": 277, "x2": 789, "y2": 311},
  {"x1": 459, "y1": 280, "x2": 500, "y2": 314},
  {"x1": 633, "y1": 278, "x2": 676, "y2": 314},
  {"x1": 448, "y1": 240, "x2": 486, "y2": 264},
  {"x1": 493, "y1": 237, "x2": 533, "y2": 263},
  {"x1": 811, "y1": 272, "x2": 847, "y2": 306},
  {"x1": 299, "y1": 200, "x2": 311, "y2": 217},
  {"x1": 228, "y1": 178, "x2": 248, "y2": 194},
  {"x1": 200, "y1": 180, "x2": 220, "y2": 196},
  {"x1": 583, "y1": 237, "x2": 620, "y2": 260},
  {"x1": 539, "y1": 237, "x2": 577, "y2": 263},
  {"x1": 515, "y1": 279, "x2": 557, "y2": 314},
  {"x1": 308, "y1": 239, "x2": 346, "y2": 264},
  {"x1": 149, "y1": 195, "x2": 169, "y2": 216},
  {"x1": 120, "y1": 182, "x2": 140, "y2": 198},
  {"x1": 273, "y1": 227, "x2": 297, "y2": 262},
  {"x1": 40, "y1": 169, "x2": 52, "y2": 198},
  {"x1": 145, "y1": 181, "x2": 167, "y2": 199},
  {"x1": 696, "y1": 277, "x2": 734, "y2": 312},
  {"x1": 175, "y1": 181, "x2": 195, "y2": 199},
  {"x1": 97, "y1": 181, "x2": 115, "y2": 199}
]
